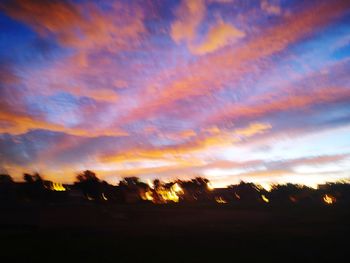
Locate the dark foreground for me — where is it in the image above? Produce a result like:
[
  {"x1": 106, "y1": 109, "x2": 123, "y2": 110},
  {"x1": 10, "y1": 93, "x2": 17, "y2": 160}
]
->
[{"x1": 1, "y1": 203, "x2": 349, "y2": 262}]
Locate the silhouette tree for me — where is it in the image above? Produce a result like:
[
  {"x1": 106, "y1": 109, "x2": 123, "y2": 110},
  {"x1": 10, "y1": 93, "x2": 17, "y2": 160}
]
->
[
  {"x1": 22, "y1": 172, "x2": 46, "y2": 200},
  {"x1": 229, "y1": 181, "x2": 261, "y2": 205},
  {"x1": 269, "y1": 183, "x2": 315, "y2": 205},
  {"x1": 23, "y1": 172, "x2": 43, "y2": 184},
  {"x1": 153, "y1": 179, "x2": 161, "y2": 190},
  {"x1": 0, "y1": 174, "x2": 15, "y2": 201},
  {"x1": 76, "y1": 170, "x2": 100, "y2": 183},
  {"x1": 150, "y1": 179, "x2": 166, "y2": 203},
  {"x1": 120, "y1": 177, "x2": 141, "y2": 187},
  {"x1": 0, "y1": 174, "x2": 13, "y2": 184},
  {"x1": 119, "y1": 177, "x2": 150, "y2": 203},
  {"x1": 75, "y1": 170, "x2": 102, "y2": 200},
  {"x1": 180, "y1": 177, "x2": 211, "y2": 202}
]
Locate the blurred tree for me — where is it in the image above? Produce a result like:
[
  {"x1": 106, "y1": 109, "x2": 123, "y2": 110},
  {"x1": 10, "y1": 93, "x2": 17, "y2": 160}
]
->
[
  {"x1": 76, "y1": 170, "x2": 100, "y2": 183},
  {"x1": 229, "y1": 181, "x2": 261, "y2": 204},
  {"x1": 0, "y1": 174, "x2": 13, "y2": 184},
  {"x1": 153, "y1": 179, "x2": 161, "y2": 190},
  {"x1": 22, "y1": 172, "x2": 46, "y2": 200},
  {"x1": 0, "y1": 174, "x2": 16, "y2": 201},
  {"x1": 23, "y1": 172, "x2": 43, "y2": 184},
  {"x1": 119, "y1": 177, "x2": 150, "y2": 203},
  {"x1": 75, "y1": 170, "x2": 102, "y2": 200},
  {"x1": 180, "y1": 177, "x2": 211, "y2": 202},
  {"x1": 269, "y1": 183, "x2": 315, "y2": 205},
  {"x1": 120, "y1": 177, "x2": 140, "y2": 186}
]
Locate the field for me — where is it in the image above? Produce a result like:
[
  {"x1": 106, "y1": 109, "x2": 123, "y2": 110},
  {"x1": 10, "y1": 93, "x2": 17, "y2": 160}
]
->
[{"x1": 0, "y1": 203, "x2": 349, "y2": 262}]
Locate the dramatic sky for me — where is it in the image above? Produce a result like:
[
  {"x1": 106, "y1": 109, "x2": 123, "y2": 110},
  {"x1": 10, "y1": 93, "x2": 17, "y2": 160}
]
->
[{"x1": 1, "y1": 0, "x2": 350, "y2": 187}]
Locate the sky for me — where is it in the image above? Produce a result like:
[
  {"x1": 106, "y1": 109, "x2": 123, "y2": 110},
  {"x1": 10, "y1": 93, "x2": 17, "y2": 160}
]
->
[{"x1": 0, "y1": 0, "x2": 350, "y2": 188}]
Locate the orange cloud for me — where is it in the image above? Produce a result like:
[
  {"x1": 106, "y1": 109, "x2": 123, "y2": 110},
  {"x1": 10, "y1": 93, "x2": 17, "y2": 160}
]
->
[
  {"x1": 180, "y1": 129, "x2": 196, "y2": 137},
  {"x1": 202, "y1": 126, "x2": 221, "y2": 135},
  {"x1": 22, "y1": 47, "x2": 133, "y2": 102},
  {"x1": 68, "y1": 86, "x2": 119, "y2": 102},
  {"x1": 0, "y1": 110, "x2": 128, "y2": 137},
  {"x1": 0, "y1": 0, "x2": 84, "y2": 38},
  {"x1": 190, "y1": 20, "x2": 245, "y2": 55},
  {"x1": 171, "y1": 0, "x2": 244, "y2": 55},
  {"x1": 170, "y1": 0, "x2": 206, "y2": 44},
  {"x1": 1, "y1": 0, "x2": 146, "y2": 52},
  {"x1": 64, "y1": 2, "x2": 146, "y2": 52},
  {"x1": 121, "y1": 0, "x2": 350, "y2": 125},
  {"x1": 101, "y1": 122, "x2": 270, "y2": 166},
  {"x1": 208, "y1": 86, "x2": 350, "y2": 125},
  {"x1": 203, "y1": 159, "x2": 263, "y2": 170},
  {"x1": 234, "y1": 122, "x2": 271, "y2": 137}
]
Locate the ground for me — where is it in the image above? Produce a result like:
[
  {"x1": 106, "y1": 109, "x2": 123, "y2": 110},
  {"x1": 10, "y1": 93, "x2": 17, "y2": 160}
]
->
[{"x1": 0, "y1": 202, "x2": 349, "y2": 262}]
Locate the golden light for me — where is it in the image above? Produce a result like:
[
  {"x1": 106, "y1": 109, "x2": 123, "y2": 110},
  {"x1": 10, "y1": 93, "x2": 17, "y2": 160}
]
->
[
  {"x1": 207, "y1": 182, "x2": 214, "y2": 191},
  {"x1": 144, "y1": 190, "x2": 153, "y2": 201},
  {"x1": 260, "y1": 183, "x2": 272, "y2": 192},
  {"x1": 145, "y1": 182, "x2": 184, "y2": 203},
  {"x1": 171, "y1": 183, "x2": 184, "y2": 194},
  {"x1": 261, "y1": 194, "x2": 269, "y2": 203},
  {"x1": 147, "y1": 179, "x2": 154, "y2": 189},
  {"x1": 51, "y1": 182, "x2": 66, "y2": 191},
  {"x1": 215, "y1": 196, "x2": 227, "y2": 204},
  {"x1": 323, "y1": 194, "x2": 336, "y2": 205},
  {"x1": 165, "y1": 190, "x2": 179, "y2": 203},
  {"x1": 161, "y1": 183, "x2": 183, "y2": 203}
]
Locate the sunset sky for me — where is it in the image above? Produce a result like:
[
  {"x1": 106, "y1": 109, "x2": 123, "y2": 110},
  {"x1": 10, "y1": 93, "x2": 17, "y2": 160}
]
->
[{"x1": 1, "y1": 0, "x2": 350, "y2": 187}]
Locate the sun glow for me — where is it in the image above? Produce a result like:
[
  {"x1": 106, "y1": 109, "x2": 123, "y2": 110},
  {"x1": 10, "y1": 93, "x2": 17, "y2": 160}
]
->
[
  {"x1": 261, "y1": 194, "x2": 269, "y2": 203},
  {"x1": 143, "y1": 182, "x2": 184, "y2": 203},
  {"x1": 215, "y1": 196, "x2": 227, "y2": 204},
  {"x1": 51, "y1": 182, "x2": 66, "y2": 191},
  {"x1": 323, "y1": 194, "x2": 336, "y2": 205}
]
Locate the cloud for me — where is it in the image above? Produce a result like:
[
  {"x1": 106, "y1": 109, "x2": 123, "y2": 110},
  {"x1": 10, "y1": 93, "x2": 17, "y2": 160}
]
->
[
  {"x1": 171, "y1": 0, "x2": 243, "y2": 55},
  {"x1": 100, "y1": 122, "x2": 271, "y2": 167},
  {"x1": 170, "y1": 0, "x2": 206, "y2": 44},
  {"x1": 234, "y1": 122, "x2": 271, "y2": 137},
  {"x1": 268, "y1": 154, "x2": 350, "y2": 170},
  {"x1": 202, "y1": 154, "x2": 350, "y2": 187},
  {"x1": 207, "y1": 86, "x2": 350, "y2": 125},
  {"x1": 0, "y1": 0, "x2": 146, "y2": 52},
  {"x1": 260, "y1": 0, "x2": 281, "y2": 15},
  {"x1": 1, "y1": 0, "x2": 146, "y2": 102},
  {"x1": 67, "y1": 86, "x2": 119, "y2": 103},
  {"x1": 19, "y1": 42, "x2": 144, "y2": 102},
  {"x1": 190, "y1": 20, "x2": 245, "y2": 55},
  {"x1": 178, "y1": 129, "x2": 197, "y2": 139},
  {"x1": 0, "y1": 0, "x2": 84, "y2": 38},
  {"x1": 208, "y1": 0, "x2": 234, "y2": 3},
  {"x1": 121, "y1": 0, "x2": 350, "y2": 125},
  {"x1": 86, "y1": 153, "x2": 350, "y2": 185},
  {"x1": 0, "y1": 110, "x2": 128, "y2": 137},
  {"x1": 0, "y1": 63, "x2": 19, "y2": 85}
]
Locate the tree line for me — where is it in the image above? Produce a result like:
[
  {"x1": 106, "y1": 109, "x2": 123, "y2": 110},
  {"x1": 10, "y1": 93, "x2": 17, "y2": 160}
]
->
[{"x1": 1, "y1": 170, "x2": 350, "y2": 206}]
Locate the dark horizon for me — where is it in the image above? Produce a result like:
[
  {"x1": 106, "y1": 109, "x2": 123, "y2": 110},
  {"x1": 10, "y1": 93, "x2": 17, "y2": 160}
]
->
[{"x1": 1, "y1": 170, "x2": 348, "y2": 205}]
